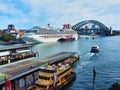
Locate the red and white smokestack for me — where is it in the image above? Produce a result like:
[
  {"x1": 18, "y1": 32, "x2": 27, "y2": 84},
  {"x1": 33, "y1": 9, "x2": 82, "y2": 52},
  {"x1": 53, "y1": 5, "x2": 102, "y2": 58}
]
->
[{"x1": 63, "y1": 24, "x2": 67, "y2": 30}]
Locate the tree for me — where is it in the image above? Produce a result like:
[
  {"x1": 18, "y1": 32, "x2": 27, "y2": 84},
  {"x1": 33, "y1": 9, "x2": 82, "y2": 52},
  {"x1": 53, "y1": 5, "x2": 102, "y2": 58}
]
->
[
  {"x1": 1, "y1": 34, "x2": 15, "y2": 42},
  {"x1": 108, "y1": 82, "x2": 120, "y2": 90},
  {"x1": 0, "y1": 30, "x2": 4, "y2": 35}
]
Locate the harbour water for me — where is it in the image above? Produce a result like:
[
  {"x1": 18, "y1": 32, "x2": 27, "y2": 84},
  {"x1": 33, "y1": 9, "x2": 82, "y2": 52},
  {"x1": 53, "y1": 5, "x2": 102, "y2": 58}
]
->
[{"x1": 1, "y1": 36, "x2": 120, "y2": 90}]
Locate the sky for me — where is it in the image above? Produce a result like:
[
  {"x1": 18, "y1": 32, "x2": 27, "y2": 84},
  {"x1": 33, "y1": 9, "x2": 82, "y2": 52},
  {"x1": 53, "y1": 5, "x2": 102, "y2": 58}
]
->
[{"x1": 0, "y1": 0, "x2": 120, "y2": 30}]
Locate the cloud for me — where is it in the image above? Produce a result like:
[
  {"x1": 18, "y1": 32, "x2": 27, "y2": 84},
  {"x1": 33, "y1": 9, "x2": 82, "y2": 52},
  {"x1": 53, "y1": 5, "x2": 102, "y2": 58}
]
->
[
  {"x1": 0, "y1": 0, "x2": 32, "y2": 28},
  {"x1": 0, "y1": 0, "x2": 120, "y2": 30}
]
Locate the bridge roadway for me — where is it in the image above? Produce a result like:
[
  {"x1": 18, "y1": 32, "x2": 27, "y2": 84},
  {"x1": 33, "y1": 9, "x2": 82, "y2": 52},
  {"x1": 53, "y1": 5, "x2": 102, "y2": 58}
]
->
[{"x1": 0, "y1": 52, "x2": 77, "y2": 85}]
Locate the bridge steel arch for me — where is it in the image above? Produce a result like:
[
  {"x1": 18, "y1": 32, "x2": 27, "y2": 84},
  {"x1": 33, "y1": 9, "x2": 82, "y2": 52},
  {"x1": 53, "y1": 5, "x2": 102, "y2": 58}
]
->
[{"x1": 72, "y1": 20, "x2": 110, "y2": 35}]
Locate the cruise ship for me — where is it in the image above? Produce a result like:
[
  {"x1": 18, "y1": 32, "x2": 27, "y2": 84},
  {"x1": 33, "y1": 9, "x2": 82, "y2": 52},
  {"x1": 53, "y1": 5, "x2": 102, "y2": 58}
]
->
[{"x1": 21, "y1": 25, "x2": 78, "y2": 44}]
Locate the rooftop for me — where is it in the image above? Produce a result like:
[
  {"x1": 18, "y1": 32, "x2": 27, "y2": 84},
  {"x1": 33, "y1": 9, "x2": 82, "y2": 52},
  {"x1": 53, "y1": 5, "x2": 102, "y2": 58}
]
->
[{"x1": 0, "y1": 45, "x2": 31, "y2": 51}]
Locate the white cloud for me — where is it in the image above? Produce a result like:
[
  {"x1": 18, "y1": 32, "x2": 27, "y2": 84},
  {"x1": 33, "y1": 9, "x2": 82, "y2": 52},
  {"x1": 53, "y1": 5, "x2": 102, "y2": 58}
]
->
[{"x1": 0, "y1": 0, "x2": 120, "y2": 30}]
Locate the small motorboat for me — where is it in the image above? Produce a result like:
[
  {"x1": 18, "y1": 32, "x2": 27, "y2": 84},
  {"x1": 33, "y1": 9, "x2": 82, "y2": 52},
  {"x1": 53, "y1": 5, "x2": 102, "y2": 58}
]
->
[
  {"x1": 90, "y1": 45, "x2": 99, "y2": 53},
  {"x1": 92, "y1": 36, "x2": 96, "y2": 40},
  {"x1": 86, "y1": 37, "x2": 89, "y2": 39}
]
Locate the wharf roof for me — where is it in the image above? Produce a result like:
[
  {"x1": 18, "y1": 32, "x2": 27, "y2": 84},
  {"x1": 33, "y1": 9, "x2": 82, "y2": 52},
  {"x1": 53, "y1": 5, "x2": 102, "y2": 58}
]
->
[
  {"x1": 0, "y1": 52, "x2": 77, "y2": 84},
  {"x1": 0, "y1": 45, "x2": 31, "y2": 51}
]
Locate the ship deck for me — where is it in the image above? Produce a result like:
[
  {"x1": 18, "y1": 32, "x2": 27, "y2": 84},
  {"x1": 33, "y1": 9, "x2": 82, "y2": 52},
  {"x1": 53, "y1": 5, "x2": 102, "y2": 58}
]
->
[{"x1": 0, "y1": 52, "x2": 77, "y2": 84}]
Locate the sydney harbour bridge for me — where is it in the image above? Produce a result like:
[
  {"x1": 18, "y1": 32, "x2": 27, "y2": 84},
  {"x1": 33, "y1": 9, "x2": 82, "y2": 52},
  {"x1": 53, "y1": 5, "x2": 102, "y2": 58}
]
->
[{"x1": 71, "y1": 20, "x2": 112, "y2": 36}]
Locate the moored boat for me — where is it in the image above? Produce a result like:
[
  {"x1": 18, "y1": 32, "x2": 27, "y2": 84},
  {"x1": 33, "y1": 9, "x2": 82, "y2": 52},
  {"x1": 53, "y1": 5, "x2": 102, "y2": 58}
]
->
[
  {"x1": 28, "y1": 62, "x2": 76, "y2": 90},
  {"x1": 21, "y1": 25, "x2": 78, "y2": 44}
]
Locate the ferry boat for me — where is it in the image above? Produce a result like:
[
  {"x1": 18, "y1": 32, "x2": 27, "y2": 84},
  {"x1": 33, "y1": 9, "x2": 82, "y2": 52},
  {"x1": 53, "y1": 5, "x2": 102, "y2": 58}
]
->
[
  {"x1": 21, "y1": 25, "x2": 78, "y2": 44},
  {"x1": 28, "y1": 62, "x2": 76, "y2": 90},
  {"x1": 90, "y1": 45, "x2": 99, "y2": 53}
]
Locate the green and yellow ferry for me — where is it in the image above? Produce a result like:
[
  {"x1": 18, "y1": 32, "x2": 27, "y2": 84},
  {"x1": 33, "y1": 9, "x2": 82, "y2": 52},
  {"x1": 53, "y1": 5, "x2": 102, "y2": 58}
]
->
[{"x1": 28, "y1": 62, "x2": 76, "y2": 90}]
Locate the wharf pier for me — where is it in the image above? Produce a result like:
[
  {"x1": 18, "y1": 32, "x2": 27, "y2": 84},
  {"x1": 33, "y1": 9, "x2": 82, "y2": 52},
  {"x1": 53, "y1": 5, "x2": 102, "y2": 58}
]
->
[
  {"x1": 0, "y1": 45, "x2": 37, "y2": 65},
  {"x1": 0, "y1": 52, "x2": 79, "y2": 90}
]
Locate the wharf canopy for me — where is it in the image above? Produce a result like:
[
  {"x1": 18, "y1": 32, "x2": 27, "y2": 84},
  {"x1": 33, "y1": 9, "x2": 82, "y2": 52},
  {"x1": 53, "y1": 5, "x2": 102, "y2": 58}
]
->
[
  {"x1": 0, "y1": 45, "x2": 32, "y2": 57},
  {"x1": 0, "y1": 45, "x2": 31, "y2": 51},
  {"x1": 0, "y1": 45, "x2": 37, "y2": 65}
]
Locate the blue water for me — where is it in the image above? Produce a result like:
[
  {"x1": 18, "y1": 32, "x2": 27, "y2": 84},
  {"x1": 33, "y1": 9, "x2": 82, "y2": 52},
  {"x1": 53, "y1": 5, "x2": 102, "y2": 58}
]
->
[
  {"x1": 1, "y1": 36, "x2": 120, "y2": 90},
  {"x1": 31, "y1": 36, "x2": 120, "y2": 90}
]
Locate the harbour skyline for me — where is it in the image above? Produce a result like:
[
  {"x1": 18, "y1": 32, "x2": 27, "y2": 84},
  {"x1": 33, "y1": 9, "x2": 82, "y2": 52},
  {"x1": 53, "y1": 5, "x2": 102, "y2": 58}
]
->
[{"x1": 0, "y1": 0, "x2": 120, "y2": 30}]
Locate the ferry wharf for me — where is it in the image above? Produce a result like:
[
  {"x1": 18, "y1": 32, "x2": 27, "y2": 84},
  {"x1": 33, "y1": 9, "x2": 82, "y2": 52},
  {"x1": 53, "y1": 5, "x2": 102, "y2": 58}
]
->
[
  {"x1": 0, "y1": 52, "x2": 79, "y2": 90},
  {"x1": 0, "y1": 45, "x2": 37, "y2": 65}
]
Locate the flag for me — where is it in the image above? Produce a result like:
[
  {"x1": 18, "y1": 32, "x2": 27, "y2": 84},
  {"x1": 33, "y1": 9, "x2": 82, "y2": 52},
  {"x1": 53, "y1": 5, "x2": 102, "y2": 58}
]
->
[
  {"x1": 93, "y1": 67, "x2": 96, "y2": 90},
  {"x1": 5, "y1": 77, "x2": 11, "y2": 90},
  {"x1": 51, "y1": 73, "x2": 58, "y2": 90},
  {"x1": 63, "y1": 24, "x2": 67, "y2": 30},
  {"x1": 53, "y1": 73, "x2": 58, "y2": 88},
  {"x1": 93, "y1": 67, "x2": 96, "y2": 80}
]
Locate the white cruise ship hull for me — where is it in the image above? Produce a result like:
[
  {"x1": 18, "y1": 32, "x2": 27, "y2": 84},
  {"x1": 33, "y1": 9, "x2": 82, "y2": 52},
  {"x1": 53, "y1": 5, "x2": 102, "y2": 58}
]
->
[
  {"x1": 22, "y1": 34, "x2": 78, "y2": 44},
  {"x1": 21, "y1": 28, "x2": 78, "y2": 44}
]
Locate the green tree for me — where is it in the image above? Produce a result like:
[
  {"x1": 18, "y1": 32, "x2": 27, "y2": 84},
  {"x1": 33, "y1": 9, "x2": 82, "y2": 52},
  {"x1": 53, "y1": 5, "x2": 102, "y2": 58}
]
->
[
  {"x1": 1, "y1": 34, "x2": 15, "y2": 42},
  {"x1": 108, "y1": 82, "x2": 120, "y2": 90},
  {"x1": 0, "y1": 30, "x2": 4, "y2": 35}
]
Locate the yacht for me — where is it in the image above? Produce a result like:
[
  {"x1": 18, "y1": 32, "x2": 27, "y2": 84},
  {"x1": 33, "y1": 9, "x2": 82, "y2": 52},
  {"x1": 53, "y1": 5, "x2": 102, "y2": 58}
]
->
[{"x1": 21, "y1": 26, "x2": 78, "y2": 44}]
